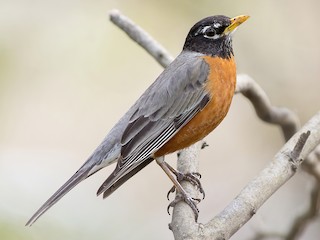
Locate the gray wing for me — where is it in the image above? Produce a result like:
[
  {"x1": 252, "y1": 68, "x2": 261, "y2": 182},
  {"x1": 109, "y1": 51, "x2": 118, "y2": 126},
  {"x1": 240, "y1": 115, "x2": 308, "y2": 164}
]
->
[{"x1": 97, "y1": 51, "x2": 210, "y2": 196}]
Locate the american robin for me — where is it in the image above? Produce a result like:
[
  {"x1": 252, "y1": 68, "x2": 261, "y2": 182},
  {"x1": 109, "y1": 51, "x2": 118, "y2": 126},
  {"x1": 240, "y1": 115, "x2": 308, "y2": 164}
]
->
[{"x1": 26, "y1": 14, "x2": 249, "y2": 225}]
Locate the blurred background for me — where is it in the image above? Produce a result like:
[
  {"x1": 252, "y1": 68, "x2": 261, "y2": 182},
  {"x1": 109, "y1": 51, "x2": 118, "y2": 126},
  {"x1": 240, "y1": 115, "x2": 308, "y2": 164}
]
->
[{"x1": 1, "y1": 0, "x2": 319, "y2": 239}]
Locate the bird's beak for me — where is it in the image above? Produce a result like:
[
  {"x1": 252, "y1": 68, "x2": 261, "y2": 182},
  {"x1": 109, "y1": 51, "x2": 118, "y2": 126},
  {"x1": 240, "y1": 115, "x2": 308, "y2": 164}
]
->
[{"x1": 224, "y1": 15, "x2": 250, "y2": 34}]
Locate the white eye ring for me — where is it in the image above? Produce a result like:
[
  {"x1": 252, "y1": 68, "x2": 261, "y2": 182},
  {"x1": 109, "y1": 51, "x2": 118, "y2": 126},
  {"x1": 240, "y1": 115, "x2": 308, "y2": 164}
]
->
[
  {"x1": 204, "y1": 34, "x2": 221, "y2": 39},
  {"x1": 202, "y1": 26, "x2": 221, "y2": 39}
]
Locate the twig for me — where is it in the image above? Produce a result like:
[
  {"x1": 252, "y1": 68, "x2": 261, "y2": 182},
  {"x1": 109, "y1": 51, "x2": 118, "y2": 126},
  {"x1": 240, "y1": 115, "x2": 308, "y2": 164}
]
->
[
  {"x1": 290, "y1": 131, "x2": 311, "y2": 171},
  {"x1": 236, "y1": 74, "x2": 300, "y2": 141},
  {"x1": 109, "y1": 9, "x2": 173, "y2": 68}
]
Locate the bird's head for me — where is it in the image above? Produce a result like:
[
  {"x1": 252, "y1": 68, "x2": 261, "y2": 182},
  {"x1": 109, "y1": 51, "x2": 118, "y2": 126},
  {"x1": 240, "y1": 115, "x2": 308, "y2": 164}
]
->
[{"x1": 183, "y1": 15, "x2": 249, "y2": 58}]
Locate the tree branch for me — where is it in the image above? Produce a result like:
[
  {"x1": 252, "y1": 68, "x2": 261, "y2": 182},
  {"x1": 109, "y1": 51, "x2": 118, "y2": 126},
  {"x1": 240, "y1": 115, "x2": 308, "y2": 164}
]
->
[
  {"x1": 253, "y1": 179, "x2": 320, "y2": 240},
  {"x1": 108, "y1": 9, "x2": 320, "y2": 240},
  {"x1": 109, "y1": 9, "x2": 173, "y2": 68},
  {"x1": 236, "y1": 74, "x2": 300, "y2": 141},
  {"x1": 170, "y1": 117, "x2": 318, "y2": 240}
]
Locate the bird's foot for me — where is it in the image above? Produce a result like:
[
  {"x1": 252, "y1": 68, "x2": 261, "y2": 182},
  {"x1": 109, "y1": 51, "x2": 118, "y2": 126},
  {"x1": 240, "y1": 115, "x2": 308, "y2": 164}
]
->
[
  {"x1": 156, "y1": 159, "x2": 203, "y2": 222},
  {"x1": 167, "y1": 172, "x2": 205, "y2": 200},
  {"x1": 167, "y1": 192, "x2": 200, "y2": 221}
]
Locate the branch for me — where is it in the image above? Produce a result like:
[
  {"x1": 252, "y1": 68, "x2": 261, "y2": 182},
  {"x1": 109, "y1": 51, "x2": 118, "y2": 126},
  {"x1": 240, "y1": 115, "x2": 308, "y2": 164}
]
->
[
  {"x1": 109, "y1": 9, "x2": 173, "y2": 68},
  {"x1": 202, "y1": 128, "x2": 312, "y2": 239},
  {"x1": 255, "y1": 145, "x2": 320, "y2": 240},
  {"x1": 253, "y1": 179, "x2": 320, "y2": 240},
  {"x1": 169, "y1": 142, "x2": 204, "y2": 235},
  {"x1": 170, "y1": 116, "x2": 318, "y2": 240},
  {"x1": 236, "y1": 74, "x2": 300, "y2": 141},
  {"x1": 108, "y1": 9, "x2": 320, "y2": 239}
]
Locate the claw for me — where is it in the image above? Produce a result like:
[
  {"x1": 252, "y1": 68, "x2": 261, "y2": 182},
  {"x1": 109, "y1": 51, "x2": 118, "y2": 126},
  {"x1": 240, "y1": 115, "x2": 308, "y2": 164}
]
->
[
  {"x1": 167, "y1": 186, "x2": 176, "y2": 200},
  {"x1": 186, "y1": 172, "x2": 205, "y2": 199},
  {"x1": 167, "y1": 198, "x2": 176, "y2": 215},
  {"x1": 170, "y1": 172, "x2": 205, "y2": 199},
  {"x1": 193, "y1": 172, "x2": 202, "y2": 179},
  {"x1": 156, "y1": 159, "x2": 204, "y2": 222},
  {"x1": 167, "y1": 193, "x2": 200, "y2": 221}
]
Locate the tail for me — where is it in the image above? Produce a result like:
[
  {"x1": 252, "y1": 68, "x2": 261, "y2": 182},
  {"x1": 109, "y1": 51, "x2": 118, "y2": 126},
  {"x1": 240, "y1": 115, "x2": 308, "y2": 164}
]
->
[
  {"x1": 26, "y1": 105, "x2": 135, "y2": 226},
  {"x1": 26, "y1": 159, "x2": 102, "y2": 226},
  {"x1": 97, "y1": 157, "x2": 153, "y2": 198}
]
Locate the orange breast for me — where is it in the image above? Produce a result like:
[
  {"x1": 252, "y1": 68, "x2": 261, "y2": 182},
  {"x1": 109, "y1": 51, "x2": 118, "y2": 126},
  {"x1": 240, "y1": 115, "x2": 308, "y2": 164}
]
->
[{"x1": 154, "y1": 56, "x2": 236, "y2": 157}]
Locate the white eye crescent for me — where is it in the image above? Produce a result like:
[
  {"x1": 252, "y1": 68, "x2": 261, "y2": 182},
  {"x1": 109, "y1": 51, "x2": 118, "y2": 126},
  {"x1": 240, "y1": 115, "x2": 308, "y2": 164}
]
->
[
  {"x1": 201, "y1": 26, "x2": 211, "y2": 34},
  {"x1": 202, "y1": 26, "x2": 221, "y2": 39}
]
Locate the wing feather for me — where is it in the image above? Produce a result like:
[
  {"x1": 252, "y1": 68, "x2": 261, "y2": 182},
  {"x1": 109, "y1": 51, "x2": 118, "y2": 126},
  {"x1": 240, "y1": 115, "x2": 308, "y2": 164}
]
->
[{"x1": 97, "y1": 52, "x2": 210, "y2": 196}]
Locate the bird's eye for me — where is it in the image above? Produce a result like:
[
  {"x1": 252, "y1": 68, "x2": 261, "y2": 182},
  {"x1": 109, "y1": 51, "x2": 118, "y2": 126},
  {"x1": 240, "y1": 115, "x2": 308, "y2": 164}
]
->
[{"x1": 204, "y1": 28, "x2": 216, "y2": 38}]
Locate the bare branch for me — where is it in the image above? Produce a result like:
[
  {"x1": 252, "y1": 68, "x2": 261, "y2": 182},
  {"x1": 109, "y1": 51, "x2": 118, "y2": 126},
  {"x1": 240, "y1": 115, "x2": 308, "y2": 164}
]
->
[
  {"x1": 253, "y1": 180, "x2": 320, "y2": 240},
  {"x1": 168, "y1": 115, "x2": 320, "y2": 240},
  {"x1": 258, "y1": 145, "x2": 320, "y2": 240},
  {"x1": 169, "y1": 142, "x2": 204, "y2": 239},
  {"x1": 291, "y1": 131, "x2": 311, "y2": 162},
  {"x1": 236, "y1": 74, "x2": 300, "y2": 141},
  {"x1": 202, "y1": 125, "x2": 315, "y2": 240},
  {"x1": 109, "y1": 9, "x2": 173, "y2": 68}
]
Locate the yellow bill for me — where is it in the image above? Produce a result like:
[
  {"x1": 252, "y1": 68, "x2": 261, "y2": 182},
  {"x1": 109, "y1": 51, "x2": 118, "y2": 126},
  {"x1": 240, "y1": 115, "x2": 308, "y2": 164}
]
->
[{"x1": 224, "y1": 15, "x2": 250, "y2": 34}]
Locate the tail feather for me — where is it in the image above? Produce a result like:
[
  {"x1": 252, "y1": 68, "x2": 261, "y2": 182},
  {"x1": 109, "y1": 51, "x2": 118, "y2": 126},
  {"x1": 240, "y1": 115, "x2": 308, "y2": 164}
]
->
[
  {"x1": 26, "y1": 163, "x2": 93, "y2": 226},
  {"x1": 26, "y1": 107, "x2": 132, "y2": 226},
  {"x1": 97, "y1": 158, "x2": 153, "y2": 198}
]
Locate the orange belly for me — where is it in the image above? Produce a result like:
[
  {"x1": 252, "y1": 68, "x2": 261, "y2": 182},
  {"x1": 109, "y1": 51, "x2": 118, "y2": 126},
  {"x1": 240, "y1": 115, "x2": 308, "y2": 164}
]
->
[{"x1": 154, "y1": 56, "x2": 236, "y2": 157}]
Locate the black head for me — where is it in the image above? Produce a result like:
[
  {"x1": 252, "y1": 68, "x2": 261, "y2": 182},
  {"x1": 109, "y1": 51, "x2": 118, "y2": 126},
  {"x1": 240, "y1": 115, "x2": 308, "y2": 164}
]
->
[{"x1": 183, "y1": 15, "x2": 249, "y2": 59}]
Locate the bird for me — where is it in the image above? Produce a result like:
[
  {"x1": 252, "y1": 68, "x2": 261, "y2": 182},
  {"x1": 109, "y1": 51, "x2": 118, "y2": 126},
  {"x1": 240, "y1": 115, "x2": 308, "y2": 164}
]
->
[{"x1": 26, "y1": 14, "x2": 249, "y2": 226}]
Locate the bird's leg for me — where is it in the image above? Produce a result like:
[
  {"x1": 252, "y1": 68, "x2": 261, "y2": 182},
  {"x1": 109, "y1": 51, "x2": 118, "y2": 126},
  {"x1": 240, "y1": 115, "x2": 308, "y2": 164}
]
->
[
  {"x1": 164, "y1": 162, "x2": 205, "y2": 200},
  {"x1": 156, "y1": 157, "x2": 201, "y2": 221}
]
